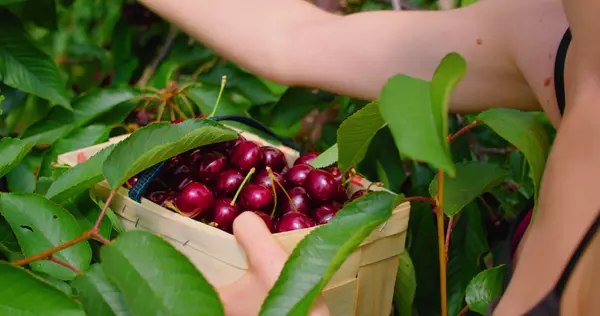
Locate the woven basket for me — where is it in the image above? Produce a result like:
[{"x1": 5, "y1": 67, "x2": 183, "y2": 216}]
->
[{"x1": 57, "y1": 128, "x2": 410, "y2": 316}]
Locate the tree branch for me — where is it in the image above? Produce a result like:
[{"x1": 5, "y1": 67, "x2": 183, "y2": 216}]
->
[{"x1": 137, "y1": 25, "x2": 179, "y2": 87}]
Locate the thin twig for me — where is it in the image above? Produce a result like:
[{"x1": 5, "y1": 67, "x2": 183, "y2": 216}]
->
[
  {"x1": 448, "y1": 120, "x2": 481, "y2": 143},
  {"x1": 137, "y1": 25, "x2": 179, "y2": 87},
  {"x1": 405, "y1": 196, "x2": 437, "y2": 207},
  {"x1": 48, "y1": 256, "x2": 83, "y2": 275},
  {"x1": 12, "y1": 232, "x2": 91, "y2": 266}
]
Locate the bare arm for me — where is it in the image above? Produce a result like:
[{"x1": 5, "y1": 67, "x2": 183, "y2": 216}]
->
[
  {"x1": 495, "y1": 0, "x2": 600, "y2": 314},
  {"x1": 138, "y1": 0, "x2": 540, "y2": 113}
]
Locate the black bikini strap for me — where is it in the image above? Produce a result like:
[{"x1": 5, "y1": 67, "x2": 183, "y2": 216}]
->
[
  {"x1": 554, "y1": 28, "x2": 571, "y2": 116},
  {"x1": 554, "y1": 213, "x2": 600, "y2": 297}
]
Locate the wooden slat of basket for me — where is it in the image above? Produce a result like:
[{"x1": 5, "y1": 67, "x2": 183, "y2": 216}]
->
[
  {"x1": 323, "y1": 278, "x2": 358, "y2": 316},
  {"x1": 355, "y1": 256, "x2": 400, "y2": 316}
]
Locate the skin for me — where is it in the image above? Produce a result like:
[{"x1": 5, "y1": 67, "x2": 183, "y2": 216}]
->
[{"x1": 137, "y1": 0, "x2": 600, "y2": 314}]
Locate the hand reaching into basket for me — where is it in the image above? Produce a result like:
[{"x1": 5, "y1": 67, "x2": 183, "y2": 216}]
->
[{"x1": 216, "y1": 211, "x2": 331, "y2": 316}]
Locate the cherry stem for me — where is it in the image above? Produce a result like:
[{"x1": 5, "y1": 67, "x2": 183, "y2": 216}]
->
[
  {"x1": 458, "y1": 305, "x2": 470, "y2": 316},
  {"x1": 436, "y1": 169, "x2": 448, "y2": 316},
  {"x1": 50, "y1": 162, "x2": 71, "y2": 169},
  {"x1": 405, "y1": 196, "x2": 437, "y2": 207},
  {"x1": 93, "y1": 190, "x2": 116, "y2": 231},
  {"x1": 231, "y1": 167, "x2": 255, "y2": 206},
  {"x1": 445, "y1": 215, "x2": 454, "y2": 262},
  {"x1": 366, "y1": 182, "x2": 383, "y2": 191},
  {"x1": 447, "y1": 120, "x2": 481, "y2": 143},
  {"x1": 164, "y1": 200, "x2": 185, "y2": 216},
  {"x1": 179, "y1": 94, "x2": 196, "y2": 117},
  {"x1": 48, "y1": 256, "x2": 83, "y2": 275},
  {"x1": 209, "y1": 75, "x2": 227, "y2": 118},
  {"x1": 265, "y1": 167, "x2": 278, "y2": 218},
  {"x1": 156, "y1": 101, "x2": 166, "y2": 122},
  {"x1": 169, "y1": 100, "x2": 188, "y2": 120}
]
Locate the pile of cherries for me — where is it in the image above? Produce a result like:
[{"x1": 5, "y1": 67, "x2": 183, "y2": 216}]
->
[{"x1": 126, "y1": 134, "x2": 369, "y2": 234}]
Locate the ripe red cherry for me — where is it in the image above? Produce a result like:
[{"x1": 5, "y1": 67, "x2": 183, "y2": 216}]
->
[
  {"x1": 174, "y1": 182, "x2": 215, "y2": 218},
  {"x1": 160, "y1": 191, "x2": 178, "y2": 208},
  {"x1": 261, "y1": 147, "x2": 287, "y2": 173},
  {"x1": 279, "y1": 187, "x2": 312, "y2": 215},
  {"x1": 312, "y1": 204, "x2": 340, "y2": 225},
  {"x1": 195, "y1": 114, "x2": 208, "y2": 118},
  {"x1": 168, "y1": 165, "x2": 195, "y2": 191},
  {"x1": 304, "y1": 169, "x2": 338, "y2": 204},
  {"x1": 277, "y1": 212, "x2": 316, "y2": 233},
  {"x1": 127, "y1": 176, "x2": 139, "y2": 187},
  {"x1": 294, "y1": 152, "x2": 319, "y2": 166},
  {"x1": 185, "y1": 150, "x2": 204, "y2": 170},
  {"x1": 251, "y1": 170, "x2": 286, "y2": 194},
  {"x1": 335, "y1": 184, "x2": 349, "y2": 203},
  {"x1": 146, "y1": 190, "x2": 175, "y2": 205},
  {"x1": 250, "y1": 211, "x2": 275, "y2": 233},
  {"x1": 207, "y1": 135, "x2": 247, "y2": 155},
  {"x1": 351, "y1": 190, "x2": 369, "y2": 201},
  {"x1": 208, "y1": 198, "x2": 241, "y2": 233},
  {"x1": 165, "y1": 155, "x2": 184, "y2": 171},
  {"x1": 230, "y1": 141, "x2": 263, "y2": 173},
  {"x1": 171, "y1": 118, "x2": 185, "y2": 124},
  {"x1": 215, "y1": 169, "x2": 244, "y2": 197},
  {"x1": 326, "y1": 166, "x2": 343, "y2": 183},
  {"x1": 239, "y1": 184, "x2": 274, "y2": 211},
  {"x1": 284, "y1": 164, "x2": 313, "y2": 187},
  {"x1": 197, "y1": 152, "x2": 228, "y2": 183}
]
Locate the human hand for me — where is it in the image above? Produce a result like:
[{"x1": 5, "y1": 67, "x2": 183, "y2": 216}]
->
[{"x1": 216, "y1": 211, "x2": 331, "y2": 316}]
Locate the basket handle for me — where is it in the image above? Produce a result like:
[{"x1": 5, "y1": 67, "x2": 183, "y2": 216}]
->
[{"x1": 128, "y1": 116, "x2": 302, "y2": 203}]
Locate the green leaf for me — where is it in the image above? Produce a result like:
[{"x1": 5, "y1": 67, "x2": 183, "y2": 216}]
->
[
  {"x1": 271, "y1": 87, "x2": 335, "y2": 127},
  {"x1": 6, "y1": 159, "x2": 36, "y2": 193},
  {"x1": 0, "y1": 215, "x2": 20, "y2": 254},
  {"x1": 22, "y1": 88, "x2": 138, "y2": 145},
  {"x1": 0, "y1": 8, "x2": 70, "y2": 109},
  {"x1": 63, "y1": 191, "x2": 111, "y2": 240},
  {"x1": 0, "y1": 137, "x2": 34, "y2": 178},
  {"x1": 0, "y1": 261, "x2": 85, "y2": 315},
  {"x1": 72, "y1": 264, "x2": 132, "y2": 316},
  {"x1": 379, "y1": 75, "x2": 455, "y2": 176},
  {"x1": 100, "y1": 230, "x2": 224, "y2": 316},
  {"x1": 429, "y1": 162, "x2": 509, "y2": 216},
  {"x1": 394, "y1": 251, "x2": 416, "y2": 316},
  {"x1": 32, "y1": 271, "x2": 74, "y2": 297},
  {"x1": 0, "y1": 83, "x2": 27, "y2": 118},
  {"x1": 103, "y1": 119, "x2": 237, "y2": 189},
  {"x1": 430, "y1": 53, "x2": 467, "y2": 144},
  {"x1": 337, "y1": 101, "x2": 386, "y2": 174},
  {"x1": 476, "y1": 109, "x2": 549, "y2": 207},
  {"x1": 465, "y1": 265, "x2": 505, "y2": 314},
  {"x1": 39, "y1": 124, "x2": 111, "y2": 177},
  {"x1": 259, "y1": 191, "x2": 397, "y2": 315},
  {"x1": 446, "y1": 203, "x2": 488, "y2": 316},
  {"x1": 310, "y1": 143, "x2": 338, "y2": 169},
  {"x1": 0, "y1": 193, "x2": 92, "y2": 280},
  {"x1": 46, "y1": 144, "x2": 116, "y2": 202}
]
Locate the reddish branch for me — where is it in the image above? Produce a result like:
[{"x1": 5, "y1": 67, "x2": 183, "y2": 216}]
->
[
  {"x1": 447, "y1": 120, "x2": 481, "y2": 143},
  {"x1": 405, "y1": 196, "x2": 437, "y2": 206},
  {"x1": 12, "y1": 190, "x2": 117, "y2": 267}
]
